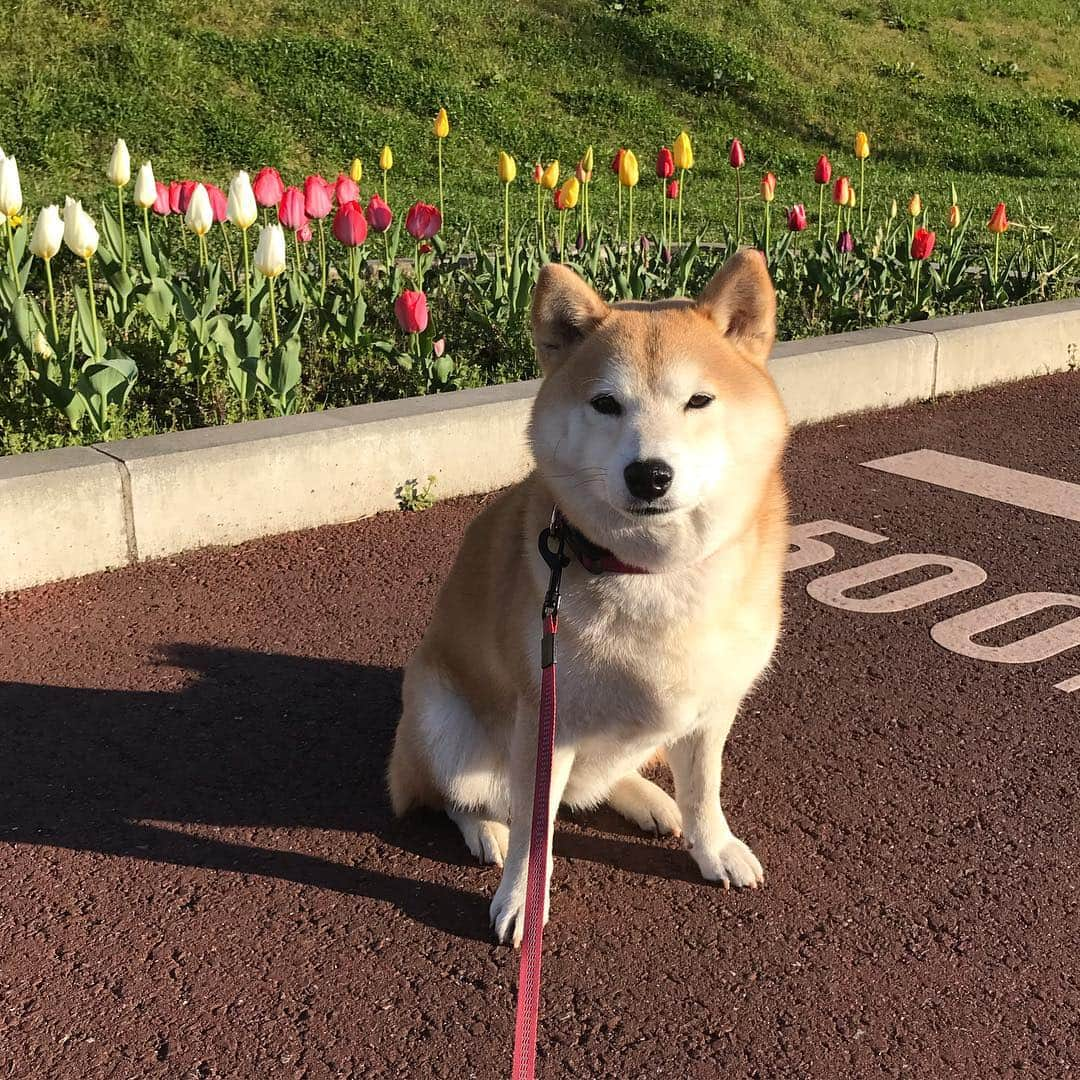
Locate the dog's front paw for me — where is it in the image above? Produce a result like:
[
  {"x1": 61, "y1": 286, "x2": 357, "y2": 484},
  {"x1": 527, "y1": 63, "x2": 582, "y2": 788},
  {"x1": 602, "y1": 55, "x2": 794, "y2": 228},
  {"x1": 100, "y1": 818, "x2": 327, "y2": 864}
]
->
[
  {"x1": 692, "y1": 835, "x2": 764, "y2": 889},
  {"x1": 489, "y1": 865, "x2": 549, "y2": 947}
]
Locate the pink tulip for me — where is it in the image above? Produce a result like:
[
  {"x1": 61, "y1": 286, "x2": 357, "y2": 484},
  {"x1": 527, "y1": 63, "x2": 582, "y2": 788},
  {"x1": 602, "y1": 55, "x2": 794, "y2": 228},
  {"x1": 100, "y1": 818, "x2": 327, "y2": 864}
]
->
[
  {"x1": 365, "y1": 193, "x2": 393, "y2": 233},
  {"x1": 729, "y1": 138, "x2": 745, "y2": 169},
  {"x1": 253, "y1": 167, "x2": 285, "y2": 208},
  {"x1": 278, "y1": 186, "x2": 307, "y2": 231},
  {"x1": 405, "y1": 201, "x2": 442, "y2": 240},
  {"x1": 667, "y1": 180, "x2": 679, "y2": 200},
  {"x1": 206, "y1": 183, "x2": 228, "y2": 224},
  {"x1": 335, "y1": 173, "x2": 359, "y2": 206},
  {"x1": 787, "y1": 203, "x2": 808, "y2": 231},
  {"x1": 433, "y1": 337, "x2": 445, "y2": 358},
  {"x1": 298, "y1": 222, "x2": 313, "y2": 244},
  {"x1": 176, "y1": 180, "x2": 197, "y2": 214},
  {"x1": 395, "y1": 290, "x2": 429, "y2": 334},
  {"x1": 304, "y1": 174, "x2": 333, "y2": 220},
  {"x1": 333, "y1": 200, "x2": 368, "y2": 247},
  {"x1": 168, "y1": 181, "x2": 183, "y2": 214},
  {"x1": 153, "y1": 181, "x2": 171, "y2": 216}
]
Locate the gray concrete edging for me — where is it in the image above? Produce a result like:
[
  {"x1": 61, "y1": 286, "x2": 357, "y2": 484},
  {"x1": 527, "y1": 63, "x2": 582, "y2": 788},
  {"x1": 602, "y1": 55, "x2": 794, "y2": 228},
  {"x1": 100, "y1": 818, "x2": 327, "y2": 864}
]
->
[{"x1": 2, "y1": 298, "x2": 1078, "y2": 593}]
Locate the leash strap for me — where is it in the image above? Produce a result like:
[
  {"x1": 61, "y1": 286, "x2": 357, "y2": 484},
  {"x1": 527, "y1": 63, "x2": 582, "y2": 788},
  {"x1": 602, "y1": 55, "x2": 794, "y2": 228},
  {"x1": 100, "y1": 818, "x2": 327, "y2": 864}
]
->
[{"x1": 511, "y1": 517, "x2": 567, "y2": 1080}]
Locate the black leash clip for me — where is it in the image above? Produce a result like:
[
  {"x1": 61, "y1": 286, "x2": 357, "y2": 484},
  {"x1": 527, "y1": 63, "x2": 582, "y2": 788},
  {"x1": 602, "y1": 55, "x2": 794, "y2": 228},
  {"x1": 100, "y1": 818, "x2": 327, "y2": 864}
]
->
[{"x1": 538, "y1": 509, "x2": 569, "y2": 667}]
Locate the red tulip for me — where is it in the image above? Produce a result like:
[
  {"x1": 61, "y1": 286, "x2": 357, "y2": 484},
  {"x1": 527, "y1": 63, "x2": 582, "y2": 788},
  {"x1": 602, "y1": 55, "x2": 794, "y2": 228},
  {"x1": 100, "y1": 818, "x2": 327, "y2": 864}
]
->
[
  {"x1": 333, "y1": 200, "x2": 368, "y2": 247},
  {"x1": 611, "y1": 148, "x2": 625, "y2": 175},
  {"x1": 168, "y1": 181, "x2": 184, "y2": 214},
  {"x1": 365, "y1": 193, "x2": 393, "y2": 233},
  {"x1": 152, "y1": 181, "x2": 171, "y2": 216},
  {"x1": 405, "y1": 201, "x2": 442, "y2": 240},
  {"x1": 988, "y1": 202, "x2": 1008, "y2": 234},
  {"x1": 832, "y1": 176, "x2": 851, "y2": 205},
  {"x1": 787, "y1": 203, "x2": 808, "y2": 231},
  {"x1": 532, "y1": 162, "x2": 543, "y2": 184},
  {"x1": 656, "y1": 147, "x2": 674, "y2": 179},
  {"x1": 667, "y1": 180, "x2": 679, "y2": 200},
  {"x1": 298, "y1": 222, "x2": 313, "y2": 244},
  {"x1": 335, "y1": 173, "x2": 359, "y2": 206},
  {"x1": 911, "y1": 227, "x2": 936, "y2": 260},
  {"x1": 278, "y1": 186, "x2": 308, "y2": 231},
  {"x1": 814, "y1": 155, "x2": 832, "y2": 185},
  {"x1": 395, "y1": 290, "x2": 429, "y2": 334},
  {"x1": 760, "y1": 172, "x2": 777, "y2": 203},
  {"x1": 729, "y1": 138, "x2": 745, "y2": 169},
  {"x1": 304, "y1": 174, "x2": 333, "y2": 220},
  {"x1": 177, "y1": 180, "x2": 197, "y2": 214},
  {"x1": 553, "y1": 188, "x2": 565, "y2": 211},
  {"x1": 252, "y1": 167, "x2": 285, "y2": 208},
  {"x1": 205, "y1": 183, "x2": 228, "y2": 224}
]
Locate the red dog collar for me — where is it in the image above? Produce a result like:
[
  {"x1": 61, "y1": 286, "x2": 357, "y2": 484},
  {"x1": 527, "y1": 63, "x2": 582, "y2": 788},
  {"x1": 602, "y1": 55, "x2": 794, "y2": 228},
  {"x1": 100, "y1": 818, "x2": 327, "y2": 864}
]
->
[{"x1": 539, "y1": 509, "x2": 649, "y2": 577}]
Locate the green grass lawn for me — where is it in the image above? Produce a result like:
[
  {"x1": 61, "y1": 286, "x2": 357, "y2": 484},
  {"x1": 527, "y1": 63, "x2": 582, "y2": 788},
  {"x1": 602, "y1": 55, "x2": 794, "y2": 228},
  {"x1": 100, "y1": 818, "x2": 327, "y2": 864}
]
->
[{"x1": 6, "y1": 0, "x2": 1080, "y2": 242}]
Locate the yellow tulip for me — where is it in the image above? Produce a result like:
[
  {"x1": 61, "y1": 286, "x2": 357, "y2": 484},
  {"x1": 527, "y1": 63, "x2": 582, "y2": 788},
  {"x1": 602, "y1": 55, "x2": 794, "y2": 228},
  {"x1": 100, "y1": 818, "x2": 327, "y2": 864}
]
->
[
  {"x1": 434, "y1": 107, "x2": 450, "y2": 139},
  {"x1": 908, "y1": 193, "x2": 922, "y2": 217},
  {"x1": 673, "y1": 131, "x2": 694, "y2": 171},
  {"x1": 559, "y1": 176, "x2": 580, "y2": 209},
  {"x1": 847, "y1": 185, "x2": 857, "y2": 209},
  {"x1": 582, "y1": 145, "x2": 594, "y2": 174},
  {"x1": 618, "y1": 149, "x2": 639, "y2": 188},
  {"x1": 380, "y1": 145, "x2": 393, "y2": 172},
  {"x1": 948, "y1": 203, "x2": 961, "y2": 230},
  {"x1": 854, "y1": 131, "x2": 870, "y2": 160},
  {"x1": 541, "y1": 160, "x2": 559, "y2": 190},
  {"x1": 350, "y1": 158, "x2": 363, "y2": 183},
  {"x1": 498, "y1": 151, "x2": 516, "y2": 185}
]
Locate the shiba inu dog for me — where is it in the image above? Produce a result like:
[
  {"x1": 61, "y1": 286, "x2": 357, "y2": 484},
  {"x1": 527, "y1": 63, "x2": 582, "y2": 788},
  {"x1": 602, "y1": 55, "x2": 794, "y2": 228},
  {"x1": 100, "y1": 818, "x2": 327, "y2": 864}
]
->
[{"x1": 388, "y1": 249, "x2": 789, "y2": 945}]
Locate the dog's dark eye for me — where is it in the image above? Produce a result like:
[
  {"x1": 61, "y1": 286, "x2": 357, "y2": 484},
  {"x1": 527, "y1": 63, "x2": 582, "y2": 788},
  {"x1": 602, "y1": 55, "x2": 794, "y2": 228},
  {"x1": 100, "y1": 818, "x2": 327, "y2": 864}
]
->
[
  {"x1": 590, "y1": 394, "x2": 622, "y2": 416},
  {"x1": 686, "y1": 394, "x2": 714, "y2": 410}
]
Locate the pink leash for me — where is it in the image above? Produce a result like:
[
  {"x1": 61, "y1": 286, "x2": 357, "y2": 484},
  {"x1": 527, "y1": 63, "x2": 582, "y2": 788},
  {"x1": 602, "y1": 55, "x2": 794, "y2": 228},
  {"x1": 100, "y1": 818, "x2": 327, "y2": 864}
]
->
[{"x1": 510, "y1": 517, "x2": 568, "y2": 1080}]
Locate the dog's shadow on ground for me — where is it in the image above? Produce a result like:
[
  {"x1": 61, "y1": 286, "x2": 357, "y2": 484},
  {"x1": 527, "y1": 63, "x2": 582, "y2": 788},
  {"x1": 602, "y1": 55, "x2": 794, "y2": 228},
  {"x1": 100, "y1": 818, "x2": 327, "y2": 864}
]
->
[{"x1": 1, "y1": 643, "x2": 696, "y2": 942}]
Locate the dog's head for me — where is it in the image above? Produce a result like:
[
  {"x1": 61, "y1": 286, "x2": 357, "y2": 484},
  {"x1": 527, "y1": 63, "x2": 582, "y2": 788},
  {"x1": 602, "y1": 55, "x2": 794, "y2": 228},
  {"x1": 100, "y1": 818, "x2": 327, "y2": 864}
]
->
[{"x1": 529, "y1": 250, "x2": 788, "y2": 568}]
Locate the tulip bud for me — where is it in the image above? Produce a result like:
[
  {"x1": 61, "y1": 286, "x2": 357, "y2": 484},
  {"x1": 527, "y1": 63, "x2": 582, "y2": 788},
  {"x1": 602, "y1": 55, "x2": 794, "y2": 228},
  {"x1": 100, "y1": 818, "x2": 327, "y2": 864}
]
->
[
  {"x1": 0, "y1": 157, "x2": 23, "y2": 218},
  {"x1": 279, "y1": 187, "x2": 308, "y2": 232},
  {"x1": 227, "y1": 171, "x2": 258, "y2": 230},
  {"x1": 433, "y1": 337, "x2": 446, "y2": 358},
  {"x1": 947, "y1": 204, "x2": 961, "y2": 230},
  {"x1": 206, "y1": 183, "x2": 228, "y2": 224},
  {"x1": 541, "y1": 161, "x2": 560, "y2": 190},
  {"x1": 728, "y1": 138, "x2": 745, "y2": 169},
  {"x1": 108, "y1": 138, "x2": 131, "y2": 188},
  {"x1": 177, "y1": 180, "x2": 197, "y2": 215},
  {"x1": 656, "y1": 147, "x2": 675, "y2": 180},
  {"x1": 30, "y1": 204, "x2": 64, "y2": 260},
  {"x1": 673, "y1": 131, "x2": 693, "y2": 171},
  {"x1": 185, "y1": 184, "x2": 214, "y2": 236},
  {"x1": 304, "y1": 175, "x2": 333, "y2": 220},
  {"x1": 814, "y1": 155, "x2": 832, "y2": 185},
  {"x1": 394, "y1": 290, "x2": 429, "y2": 335},
  {"x1": 667, "y1": 180, "x2": 679, "y2": 200},
  {"x1": 760, "y1": 172, "x2": 777, "y2": 203},
  {"x1": 253, "y1": 167, "x2": 285, "y2": 208},
  {"x1": 559, "y1": 176, "x2": 580, "y2": 210},
  {"x1": 380, "y1": 145, "x2": 393, "y2": 172},
  {"x1": 910, "y1": 227, "x2": 936, "y2": 260},
  {"x1": 832, "y1": 176, "x2": 851, "y2": 205},
  {"x1": 365, "y1": 193, "x2": 393, "y2": 234},
  {"x1": 618, "y1": 150, "x2": 639, "y2": 188},
  {"x1": 854, "y1": 131, "x2": 870, "y2": 160},
  {"x1": 552, "y1": 188, "x2": 565, "y2": 212},
  {"x1": 498, "y1": 151, "x2": 516, "y2": 185},
  {"x1": 133, "y1": 163, "x2": 156, "y2": 209},
  {"x1": 532, "y1": 162, "x2": 543, "y2": 184},
  {"x1": 350, "y1": 158, "x2": 363, "y2": 184},
  {"x1": 254, "y1": 223, "x2": 287, "y2": 277},
  {"x1": 332, "y1": 200, "x2": 368, "y2": 247},
  {"x1": 433, "y1": 107, "x2": 450, "y2": 139},
  {"x1": 582, "y1": 145, "x2": 594, "y2": 174},
  {"x1": 405, "y1": 201, "x2": 442, "y2": 240},
  {"x1": 987, "y1": 202, "x2": 1008, "y2": 234},
  {"x1": 575, "y1": 161, "x2": 589, "y2": 184},
  {"x1": 787, "y1": 203, "x2": 808, "y2": 232},
  {"x1": 837, "y1": 230, "x2": 854, "y2": 254},
  {"x1": 907, "y1": 193, "x2": 922, "y2": 217},
  {"x1": 889, "y1": 198, "x2": 898, "y2": 220},
  {"x1": 153, "y1": 182, "x2": 171, "y2": 216},
  {"x1": 32, "y1": 329, "x2": 54, "y2": 360},
  {"x1": 611, "y1": 149, "x2": 625, "y2": 175},
  {"x1": 298, "y1": 222, "x2": 313, "y2": 244},
  {"x1": 63, "y1": 198, "x2": 99, "y2": 260},
  {"x1": 847, "y1": 185, "x2": 857, "y2": 209}
]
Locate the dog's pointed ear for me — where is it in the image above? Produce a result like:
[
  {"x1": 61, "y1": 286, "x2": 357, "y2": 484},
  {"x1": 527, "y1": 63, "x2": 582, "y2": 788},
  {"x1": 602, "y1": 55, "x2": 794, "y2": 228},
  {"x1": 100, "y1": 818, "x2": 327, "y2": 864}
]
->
[
  {"x1": 531, "y1": 264, "x2": 609, "y2": 374},
  {"x1": 696, "y1": 248, "x2": 776, "y2": 367}
]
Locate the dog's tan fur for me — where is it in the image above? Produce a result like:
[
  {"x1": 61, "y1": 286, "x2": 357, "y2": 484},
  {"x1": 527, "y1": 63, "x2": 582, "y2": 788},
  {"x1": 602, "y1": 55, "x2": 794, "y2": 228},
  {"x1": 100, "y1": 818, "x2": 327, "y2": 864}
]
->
[{"x1": 389, "y1": 250, "x2": 789, "y2": 945}]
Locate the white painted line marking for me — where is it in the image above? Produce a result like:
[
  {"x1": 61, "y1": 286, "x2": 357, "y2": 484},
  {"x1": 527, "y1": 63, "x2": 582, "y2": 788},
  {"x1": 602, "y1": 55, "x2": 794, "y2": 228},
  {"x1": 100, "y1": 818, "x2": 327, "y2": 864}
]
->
[
  {"x1": 862, "y1": 449, "x2": 1080, "y2": 522},
  {"x1": 1055, "y1": 675, "x2": 1080, "y2": 693}
]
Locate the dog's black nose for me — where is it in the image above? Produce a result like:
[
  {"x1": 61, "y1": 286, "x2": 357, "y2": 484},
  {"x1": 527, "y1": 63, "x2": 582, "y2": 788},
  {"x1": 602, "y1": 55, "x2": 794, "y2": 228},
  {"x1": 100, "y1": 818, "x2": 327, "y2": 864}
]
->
[{"x1": 624, "y1": 458, "x2": 674, "y2": 501}]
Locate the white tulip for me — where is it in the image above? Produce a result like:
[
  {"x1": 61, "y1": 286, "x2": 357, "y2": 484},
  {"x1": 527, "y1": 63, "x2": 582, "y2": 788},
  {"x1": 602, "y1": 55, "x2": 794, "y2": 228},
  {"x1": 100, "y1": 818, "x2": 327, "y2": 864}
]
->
[
  {"x1": 108, "y1": 138, "x2": 131, "y2": 188},
  {"x1": 254, "y1": 223, "x2": 286, "y2": 277},
  {"x1": 63, "y1": 198, "x2": 99, "y2": 260},
  {"x1": 0, "y1": 156, "x2": 23, "y2": 218},
  {"x1": 32, "y1": 329, "x2": 55, "y2": 360},
  {"x1": 133, "y1": 162, "x2": 156, "y2": 209},
  {"x1": 29, "y1": 204, "x2": 64, "y2": 260},
  {"x1": 185, "y1": 183, "x2": 213, "y2": 237},
  {"x1": 227, "y1": 170, "x2": 258, "y2": 230}
]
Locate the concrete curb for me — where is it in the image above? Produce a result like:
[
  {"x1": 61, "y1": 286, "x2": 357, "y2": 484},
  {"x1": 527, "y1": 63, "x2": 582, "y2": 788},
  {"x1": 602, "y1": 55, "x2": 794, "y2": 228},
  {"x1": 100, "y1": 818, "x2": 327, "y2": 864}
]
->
[{"x1": 2, "y1": 299, "x2": 1079, "y2": 592}]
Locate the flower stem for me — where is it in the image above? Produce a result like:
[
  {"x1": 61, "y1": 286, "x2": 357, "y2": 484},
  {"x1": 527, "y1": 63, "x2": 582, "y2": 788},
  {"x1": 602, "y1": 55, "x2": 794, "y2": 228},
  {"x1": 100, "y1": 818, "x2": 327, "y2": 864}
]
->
[
  {"x1": 914, "y1": 259, "x2": 922, "y2": 308},
  {"x1": 626, "y1": 186, "x2": 634, "y2": 276},
  {"x1": 993, "y1": 232, "x2": 1001, "y2": 286},
  {"x1": 85, "y1": 257, "x2": 101, "y2": 358},
  {"x1": 142, "y1": 206, "x2": 151, "y2": 251},
  {"x1": 817, "y1": 184, "x2": 825, "y2": 242},
  {"x1": 859, "y1": 158, "x2": 866, "y2": 233},
  {"x1": 293, "y1": 231, "x2": 302, "y2": 278},
  {"x1": 241, "y1": 226, "x2": 251, "y2": 316},
  {"x1": 5, "y1": 217, "x2": 18, "y2": 287},
  {"x1": 764, "y1": 201, "x2": 771, "y2": 260},
  {"x1": 735, "y1": 169, "x2": 743, "y2": 244},
  {"x1": 117, "y1": 185, "x2": 128, "y2": 272},
  {"x1": 677, "y1": 168, "x2": 685, "y2": 245},
  {"x1": 44, "y1": 257, "x2": 58, "y2": 341},
  {"x1": 437, "y1": 139, "x2": 444, "y2": 220},
  {"x1": 503, "y1": 181, "x2": 511, "y2": 276},
  {"x1": 267, "y1": 273, "x2": 280, "y2": 348},
  {"x1": 317, "y1": 218, "x2": 327, "y2": 302},
  {"x1": 617, "y1": 183, "x2": 622, "y2": 243},
  {"x1": 559, "y1": 210, "x2": 565, "y2": 262}
]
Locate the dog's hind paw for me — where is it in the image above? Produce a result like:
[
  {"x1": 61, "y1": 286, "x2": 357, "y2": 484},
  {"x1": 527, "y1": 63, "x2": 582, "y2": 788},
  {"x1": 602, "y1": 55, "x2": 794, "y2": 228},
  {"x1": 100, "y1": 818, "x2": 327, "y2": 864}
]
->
[
  {"x1": 692, "y1": 835, "x2": 764, "y2": 890},
  {"x1": 447, "y1": 809, "x2": 510, "y2": 867}
]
